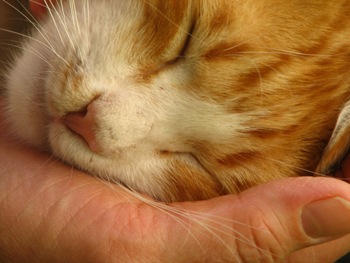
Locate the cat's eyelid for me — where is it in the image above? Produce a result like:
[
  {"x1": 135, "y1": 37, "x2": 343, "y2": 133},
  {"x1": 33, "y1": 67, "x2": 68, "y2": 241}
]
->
[
  {"x1": 167, "y1": 21, "x2": 195, "y2": 65},
  {"x1": 179, "y1": 21, "x2": 195, "y2": 58}
]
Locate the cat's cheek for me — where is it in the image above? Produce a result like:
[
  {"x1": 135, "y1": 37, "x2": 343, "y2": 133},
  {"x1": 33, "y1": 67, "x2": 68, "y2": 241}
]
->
[
  {"x1": 6, "y1": 73, "x2": 49, "y2": 148},
  {"x1": 48, "y1": 122, "x2": 90, "y2": 159},
  {"x1": 5, "y1": 34, "x2": 55, "y2": 148},
  {"x1": 47, "y1": 125, "x2": 163, "y2": 196},
  {"x1": 6, "y1": 101, "x2": 48, "y2": 148}
]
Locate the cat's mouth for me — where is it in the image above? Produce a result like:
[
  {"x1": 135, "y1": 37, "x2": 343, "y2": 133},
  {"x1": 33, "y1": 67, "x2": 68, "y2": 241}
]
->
[{"x1": 50, "y1": 119, "x2": 221, "y2": 202}]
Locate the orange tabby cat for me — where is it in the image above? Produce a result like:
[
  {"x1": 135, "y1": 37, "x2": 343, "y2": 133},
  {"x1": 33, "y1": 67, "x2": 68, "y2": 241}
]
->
[{"x1": 5, "y1": 0, "x2": 350, "y2": 202}]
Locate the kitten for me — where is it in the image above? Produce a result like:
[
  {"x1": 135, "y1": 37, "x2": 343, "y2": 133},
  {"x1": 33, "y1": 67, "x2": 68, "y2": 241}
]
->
[{"x1": 5, "y1": 0, "x2": 350, "y2": 202}]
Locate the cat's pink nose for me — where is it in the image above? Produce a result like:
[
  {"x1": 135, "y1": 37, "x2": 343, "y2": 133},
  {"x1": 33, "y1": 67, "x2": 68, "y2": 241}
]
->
[{"x1": 63, "y1": 104, "x2": 101, "y2": 153}]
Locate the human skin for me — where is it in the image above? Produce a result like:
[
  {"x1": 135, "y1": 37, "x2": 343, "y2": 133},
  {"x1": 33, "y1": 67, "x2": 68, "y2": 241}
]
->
[{"x1": 2, "y1": 95, "x2": 350, "y2": 263}]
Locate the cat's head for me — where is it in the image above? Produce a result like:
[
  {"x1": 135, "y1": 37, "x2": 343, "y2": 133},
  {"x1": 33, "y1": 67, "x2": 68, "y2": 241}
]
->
[{"x1": 5, "y1": 0, "x2": 350, "y2": 202}]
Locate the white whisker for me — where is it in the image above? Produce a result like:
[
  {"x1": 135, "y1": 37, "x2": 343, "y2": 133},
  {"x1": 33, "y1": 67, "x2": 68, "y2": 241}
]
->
[
  {"x1": 86, "y1": 0, "x2": 90, "y2": 39},
  {"x1": 100, "y1": 181, "x2": 273, "y2": 260},
  {"x1": 82, "y1": 0, "x2": 90, "y2": 42},
  {"x1": 72, "y1": 0, "x2": 81, "y2": 35},
  {"x1": 56, "y1": 0, "x2": 75, "y2": 49},
  {"x1": 44, "y1": 0, "x2": 65, "y2": 46},
  {"x1": 239, "y1": 49, "x2": 334, "y2": 58},
  {"x1": 0, "y1": 27, "x2": 49, "y2": 51},
  {"x1": 4, "y1": 0, "x2": 55, "y2": 49},
  {"x1": 262, "y1": 156, "x2": 326, "y2": 176},
  {"x1": 68, "y1": 0, "x2": 79, "y2": 36},
  {"x1": 0, "y1": 40, "x2": 53, "y2": 68},
  {"x1": 0, "y1": 27, "x2": 69, "y2": 65}
]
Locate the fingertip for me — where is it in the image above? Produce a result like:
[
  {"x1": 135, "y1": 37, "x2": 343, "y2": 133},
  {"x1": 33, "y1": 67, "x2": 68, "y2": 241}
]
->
[{"x1": 301, "y1": 197, "x2": 350, "y2": 239}]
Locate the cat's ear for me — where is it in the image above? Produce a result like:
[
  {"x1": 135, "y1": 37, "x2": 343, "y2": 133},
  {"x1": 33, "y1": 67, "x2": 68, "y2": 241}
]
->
[
  {"x1": 316, "y1": 102, "x2": 350, "y2": 175},
  {"x1": 29, "y1": 0, "x2": 52, "y2": 20}
]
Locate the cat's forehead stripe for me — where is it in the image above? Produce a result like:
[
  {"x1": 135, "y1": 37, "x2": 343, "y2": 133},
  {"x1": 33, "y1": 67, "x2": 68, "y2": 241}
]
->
[{"x1": 135, "y1": 1, "x2": 190, "y2": 58}]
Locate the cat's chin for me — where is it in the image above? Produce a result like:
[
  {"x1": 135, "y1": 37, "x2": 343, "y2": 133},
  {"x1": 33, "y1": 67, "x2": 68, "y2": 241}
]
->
[{"x1": 47, "y1": 121, "x2": 219, "y2": 202}]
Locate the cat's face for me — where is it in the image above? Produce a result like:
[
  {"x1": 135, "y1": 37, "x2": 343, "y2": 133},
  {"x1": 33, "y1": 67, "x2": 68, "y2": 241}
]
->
[{"x1": 6, "y1": 0, "x2": 350, "y2": 202}]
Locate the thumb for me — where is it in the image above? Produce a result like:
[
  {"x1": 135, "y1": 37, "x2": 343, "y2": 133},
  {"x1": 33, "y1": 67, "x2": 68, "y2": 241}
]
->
[{"x1": 170, "y1": 177, "x2": 350, "y2": 262}]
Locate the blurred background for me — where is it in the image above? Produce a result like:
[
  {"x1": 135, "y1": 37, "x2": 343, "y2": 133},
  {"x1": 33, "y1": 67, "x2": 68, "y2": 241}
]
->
[{"x1": 0, "y1": 0, "x2": 29, "y2": 90}]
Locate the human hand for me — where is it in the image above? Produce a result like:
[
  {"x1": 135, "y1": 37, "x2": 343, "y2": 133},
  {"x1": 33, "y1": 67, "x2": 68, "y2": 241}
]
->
[{"x1": 1, "y1": 95, "x2": 350, "y2": 262}]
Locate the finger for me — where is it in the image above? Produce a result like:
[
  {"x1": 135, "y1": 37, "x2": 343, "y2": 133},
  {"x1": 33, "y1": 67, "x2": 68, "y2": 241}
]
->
[
  {"x1": 288, "y1": 233, "x2": 350, "y2": 263},
  {"x1": 168, "y1": 177, "x2": 350, "y2": 262}
]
